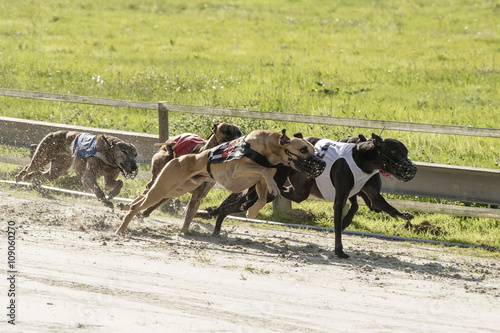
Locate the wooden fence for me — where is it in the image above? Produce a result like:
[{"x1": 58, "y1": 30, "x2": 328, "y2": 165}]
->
[{"x1": 1, "y1": 88, "x2": 499, "y2": 219}]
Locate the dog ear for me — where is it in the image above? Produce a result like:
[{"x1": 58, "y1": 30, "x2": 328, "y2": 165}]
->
[
  {"x1": 293, "y1": 132, "x2": 304, "y2": 139},
  {"x1": 104, "y1": 134, "x2": 116, "y2": 147},
  {"x1": 279, "y1": 129, "x2": 290, "y2": 146},
  {"x1": 96, "y1": 134, "x2": 110, "y2": 152},
  {"x1": 371, "y1": 133, "x2": 383, "y2": 148},
  {"x1": 358, "y1": 134, "x2": 367, "y2": 142},
  {"x1": 212, "y1": 123, "x2": 219, "y2": 134}
]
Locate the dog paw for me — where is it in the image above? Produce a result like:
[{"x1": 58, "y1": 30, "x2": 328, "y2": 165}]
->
[
  {"x1": 30, "y1": 178, "x2": 42, "y2": 190},
  {"x1": 115, "y1": 228, "x2": 126, "y2": 236},
  {"x1": 246, "y1": 208, "x2": 259, "y2": 219},
  {"x1": 194, "y1": 211, "x2": 212, "y2": 220},
  {"x1": 267, "y1": 184, "x2": 280, "y2": 197},
  {"x1": 102, "y1": 200, "x2": 114, "y2": 209},
  {"x1": 117, "y1": 203, "x2": 130, "y2": 211},
  {"x1": 335, "y1": 249, "x2": 350, "y2": 259},
  {"x1": 401, "y1": 212, "x2": 414, "y2": 220}
]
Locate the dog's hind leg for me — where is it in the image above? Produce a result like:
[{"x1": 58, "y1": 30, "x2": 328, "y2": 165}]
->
[
  {"x1": 246, "y1": 179, "x2": 270, "y2": 219},
  {"x1": 117, "y1": 197, "x2": 148, "y2": 234},
  {"x1": 341, "y1": 196, "x2": 359, "y2": 231},
  {"x1": 212, "y1": 190, "x2": 251, "y2": 236},
  {"x1": 146, "y1": 145, "x2": 175, "y2": 190},
  {"x1": 15, "y1": 142, "x2": 55, "y2": 182},
  {"x1": 194, "y1": 190, "x2": 250, "y2": 236},
  {"x1": 180, "y1": 182, "x2": 215, "y2": 233},
  {"x1": 118, "y1": 187, "x2": 150, "y2": 211},
  {"x1": 41, "y1": 155, "x2": 73, "y2": 181}
]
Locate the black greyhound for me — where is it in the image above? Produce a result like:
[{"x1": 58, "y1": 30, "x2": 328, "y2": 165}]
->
[{"x1": 196, "y1": 133, "x2": 417, "y2": 259}]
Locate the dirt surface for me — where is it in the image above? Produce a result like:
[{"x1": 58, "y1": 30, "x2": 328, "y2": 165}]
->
[{"x1": 1, "y1": 188, "x2": 499, "y2": 332}]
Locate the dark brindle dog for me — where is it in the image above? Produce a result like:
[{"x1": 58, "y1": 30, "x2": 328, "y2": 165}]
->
[
  {"x1": 197, "y1": 133, "x2": 417, "y2": 259},
  {"x1": 15, "y1": 130, "x2": 138, "y2": 208}
]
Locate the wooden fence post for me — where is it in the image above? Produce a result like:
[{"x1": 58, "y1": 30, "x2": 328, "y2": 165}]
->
[
  {"x1": 272, "y1": 197, "x2": 292, "y2": 215},
  {"x1": 158, "y1": 102, "x2": 169, "y2": 142}
]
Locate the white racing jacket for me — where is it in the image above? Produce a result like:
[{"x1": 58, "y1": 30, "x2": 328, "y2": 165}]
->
[{"x1": 314, "y1": 139, "x2": 379, "y2": 202}]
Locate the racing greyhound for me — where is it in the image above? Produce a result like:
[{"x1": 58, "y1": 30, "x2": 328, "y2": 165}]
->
[{"x1": 197, "y1": 133, "x2": 417, "y2": 259}]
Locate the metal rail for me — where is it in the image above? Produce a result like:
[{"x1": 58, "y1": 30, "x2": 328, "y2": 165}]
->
[{"x1": 1, "y1": 116, "x2": 498, "y2": 210}]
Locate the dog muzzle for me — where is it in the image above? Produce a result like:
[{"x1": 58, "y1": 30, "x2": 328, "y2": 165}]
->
[
  {"x1": 381, "y1": 155, "x2": 417, "y2": 182},
  {"x1": 122, "y1": 168, "x2": 138, "y2": 180},
  {"x1": 119, "y1": 163, "x2": 139, "y2": 180},
  {"x1": 285, "y1": 150, "x2": 326, "y2": 178}
]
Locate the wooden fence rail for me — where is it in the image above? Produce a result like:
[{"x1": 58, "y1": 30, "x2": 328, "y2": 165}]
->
[
  {"x1": 157, "y1": 101, "x2": 500, "y2": 141},
  {"x1": 1, "y1": 88, "x2": 499, "y2": 139}
]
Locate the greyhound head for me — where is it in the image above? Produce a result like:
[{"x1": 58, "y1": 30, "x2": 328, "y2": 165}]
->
[
  {"x1": 281, "y1": 129, "x2": 326, "y2": 178},
  {"x1": 372, "y1": 133, "x2": 417, "y2": 182},
  {"x1": 210, "y1": 122, "x2": 242, "y2": 145},
  {"x1": 101, "y1": 135, "x2": 139, "y2": 179}
]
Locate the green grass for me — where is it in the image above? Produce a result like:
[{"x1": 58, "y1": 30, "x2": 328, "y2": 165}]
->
[
  {"x1": 0, "y1": 0, "x2": 498, "y2": 251},
  {"x1": 0, "y1": 0, "x2": 498, "y2": 167}
]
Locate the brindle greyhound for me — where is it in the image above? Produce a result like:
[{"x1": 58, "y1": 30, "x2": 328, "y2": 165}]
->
[
  {"x1": 15, "y1": 131, "x2": 138, "y2": 208},
  {"x1": 196, "y1": 133, "x2": 417, "y2": 259}
]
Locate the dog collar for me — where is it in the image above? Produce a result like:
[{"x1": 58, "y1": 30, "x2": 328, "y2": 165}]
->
[
  {"x1": 94, "y1": 151, "x2": 114, "y2": 166},
  {"x1": 95, "y1": 151, "x2": 138, "y2": 180}
]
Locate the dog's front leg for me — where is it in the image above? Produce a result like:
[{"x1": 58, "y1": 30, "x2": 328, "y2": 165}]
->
[
  {"x1": 333, "y1": 194, "x2": 350, "y2": 259},
  {"x1": 367, "y1": 191, "x2": 414, "y2": 221},
  {"x1": 82, "y1": 173, "x2": 113, "y2": 209},
  {"x1": 362, "y1": 177, "x2": 414, "y2": 221},
  {"x1": 104, "y1": 173, "x2": 123, "y2": 200},
  {"x1": 246, "y1": 179, "x2": 269, "y2": 219},
  {"x1": 340, "y1": 196, "x2": 359, "y2": 231}
]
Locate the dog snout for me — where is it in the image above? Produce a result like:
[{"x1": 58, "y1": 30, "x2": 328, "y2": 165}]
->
[
  {"x1": 395, "y1": 158, "x2": 417, "y2": 182},
  {"x1": 121, "y1": 159, "x2": 138, "y2": 172}
]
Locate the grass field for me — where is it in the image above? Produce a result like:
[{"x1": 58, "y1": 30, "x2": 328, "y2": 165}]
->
[{"x1": 0, "y1": 0, "x2": 499, "y2": 249}]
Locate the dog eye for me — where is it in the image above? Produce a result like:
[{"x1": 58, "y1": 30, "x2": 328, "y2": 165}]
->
[{"x1": 300, "y1": 147, "x2": 308, "y2": 154}]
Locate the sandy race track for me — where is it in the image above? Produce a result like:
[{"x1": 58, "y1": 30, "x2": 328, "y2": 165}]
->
[{"x1": 1, "y1": 187, "x2": 499, "y2": 332}]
